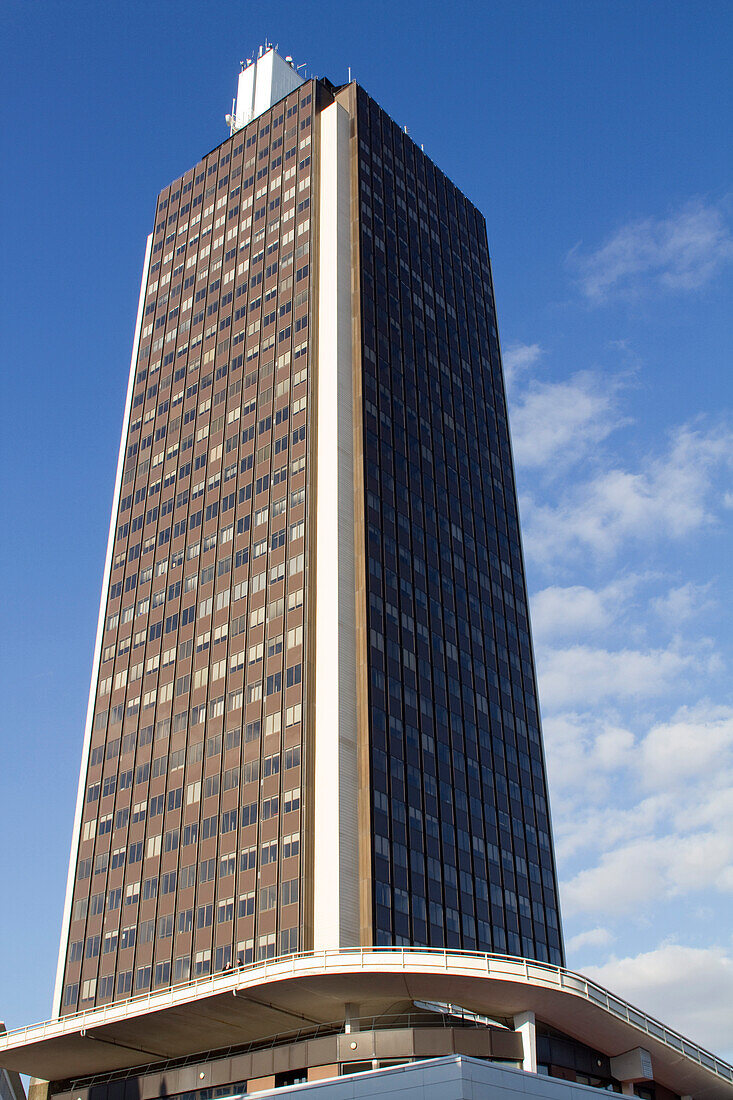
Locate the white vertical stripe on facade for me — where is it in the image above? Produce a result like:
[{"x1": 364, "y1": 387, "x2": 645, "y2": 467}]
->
[
  {"x1": 52, "y1": 234, "x2": 153, "y2": 1015},
  {"x1": 313, "y1": 101, "x2": 359, "y2": 949}
]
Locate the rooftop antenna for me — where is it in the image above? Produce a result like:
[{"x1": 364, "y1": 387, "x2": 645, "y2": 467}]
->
[
  {"x1": 348, "y1": 66, "x2": 352, "y2": 82},
  {"x1": 225, "y1": 96, "x2": 237, "y2": 135}
]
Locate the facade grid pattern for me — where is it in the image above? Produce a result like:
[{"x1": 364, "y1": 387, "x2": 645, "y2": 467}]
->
[
  {"x1": 60, "y1": 81, "x2": 317, "y2": 1013},
  {"x1": 355, "y1": 88, "x2": 563, "y2": 963}
]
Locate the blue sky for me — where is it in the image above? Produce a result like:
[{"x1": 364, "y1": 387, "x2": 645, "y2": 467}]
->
[{"x1": 1, "y1": 0, "x2": 731, "y2": 1060}]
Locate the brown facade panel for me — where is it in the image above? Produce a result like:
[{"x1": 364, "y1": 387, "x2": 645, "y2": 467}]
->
[
  {"x1": 50, "y1": 1026, "x2": 522, "y2": 1100},
  {"x1": 61, "y1": 78, "x2": 319, "y2": 1013}
]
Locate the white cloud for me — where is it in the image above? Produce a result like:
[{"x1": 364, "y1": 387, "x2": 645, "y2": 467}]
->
[
  {"x1": 532, "y1": 585, "x2": 611, "y2": 640},
  {"x1": 530, "y1": 575, "x2": 642, "y2": 641},
  {"x1": 502, "y1": 342, "x2": 542, "y2": 388},
  {"x1": 554, "y1": 798, "x2": 666, "y2": 864},
  {"x1": 543, "y1": 712, "x2": 636, "y2": 792},
  {"x1": 537, "y1": 642, "x2": 696, "y2": 709},
  {"x1": 509, "y1": 370, "x2": 625, "y2": 470},
  {"x1": 565, "y1": 926, "x2": 614, "y2": 954},
  {"x1": 583, "y1": 943, "x2": 733, "y2": 1060},
  {"x1": 651, "y1": 582, "x2": 712, "y2": 625},
  {"x1": 562, "y1": 831, "x2": 733, "y2": 915},
  {"x1": 541, "y1": 713, "x2": 645, "y2": 860},
  {"x1": 523, "y1": 422, "x2": 733, "y2": 563},
  {"x1": 551, "y1": 704, "x2": 733, "y2": 904},
  {"x1": 562, "y1": 839, "x2": 669, "y2": 913},
  {"x1": 640, "y1": 704, "x2": 733, "y2": 790},
  {"x1": 570, "y1": 199, "x2": 733, "y2": 302}
]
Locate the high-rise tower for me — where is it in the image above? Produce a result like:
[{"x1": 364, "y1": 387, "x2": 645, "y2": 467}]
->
[{"x1": 54, "y1": 46, "x2": 562, "y2": 1018}]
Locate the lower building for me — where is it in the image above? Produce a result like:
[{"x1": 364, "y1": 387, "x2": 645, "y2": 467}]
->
[
  {"x1": 0, "y1": 1025, "x2": 25, "y2": 1100},
  {"x1": 76, "y1": 1057, "x2": 717, "y2": 1100},
  {"x1": 2, "y1": 949, "x2": 731, "y2": 1100}
]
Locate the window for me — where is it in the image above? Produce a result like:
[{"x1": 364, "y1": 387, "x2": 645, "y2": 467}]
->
[
  {"x1": 219, "y1": 852, "x2": 236, "y2": 877},
  {"x1": 261, "y1": 795, "x2": 279, "y2": 820},
  {"x1": 260, "y1": 840, "x2": 278, "y2": 865},
  {"x1": 174, "y1": 956, "x2": 191, "y2": 982},
  {"x1": 157, "y1": 914, "x2": 174, "y2": 939},
  {"x1": 135, "y1": 966, "x2": 151, "y2": 990},
  {"x1": 116, "y1": 971, "x2": 132, "y2": 995},
  {"x1": 110, "y1": 846, "x2": 126, "y2": 869},
  {"x1": 120, "y1": 926, "x2": 136, "y2": 949},
  {"x1": 214, "y1": 945, "x2": 232, "y2": 971},
  {"x1": 194, "y1": 949, "x2": 211, "y2": 975},
  {"x1": 285, "y1": 745, "x2": 300, "y2": 769},
  {"x1": 139, "y1": 917, "x2": 155, "y2": 942},
  {"x1": 197, "y1": 903, "x2": 213, "y2": 928},
  {"x1": 98, "y1": 975, "x2": 114, "y2": 999},
  {"x1": 217, "y1": 897, "x2": 234, "y2": 923},
  {"x1": 259, "y1": 884, "x2": 277, "y2": 912},
  {"x1": 284, "y1": 787, "x2": 301, "y2": 814},
  {"x1": 286, "y1": 663, "x2": 301, "y2": 688},
  {"x1": 263, "y1": 752, "x2": 280, "y2": 777},
  {"x1": 154, "y1": 961, "x2": 171, "y2": 986},
  {"x1": 282, "y1": 831, "x2": 300, "y2": 858},
  {"x1": 282, "y1": 878, "x2": 299, "y2": 905}
]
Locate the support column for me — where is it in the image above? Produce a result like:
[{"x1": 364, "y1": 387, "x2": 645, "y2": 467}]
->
[
  {"x1": 513, "y1": 1010, "x2": 537, "y2": 1073},
  {"x1": 344, "y1": 1003, "x2": 361, "y2": 1033}
]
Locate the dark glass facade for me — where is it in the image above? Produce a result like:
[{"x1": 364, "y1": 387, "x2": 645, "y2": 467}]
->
[{"x1": 355, "y1": 88, "x2": 563, "y2": 963}]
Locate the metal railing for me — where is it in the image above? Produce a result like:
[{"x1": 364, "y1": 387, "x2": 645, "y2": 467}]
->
[{"x1": 1, "y1": 947, "x2": 731, "y2": 1084}]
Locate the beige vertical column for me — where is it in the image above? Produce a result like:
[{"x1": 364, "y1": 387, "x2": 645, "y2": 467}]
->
[
  {"x1": 514, "y1": 1010, "x2": 538, "y2": 1073},
  {"x1": 312, "y1": 99, "x2": 359, "y2": 950}
]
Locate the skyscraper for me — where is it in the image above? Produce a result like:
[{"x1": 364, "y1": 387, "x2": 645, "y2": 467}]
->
[
  {"x1": 52, "y1": 46, "x2": 564, "y2": 1018},
  {"x1": 2, "y1": 48, "x2": 731, "y2": 1100}
]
